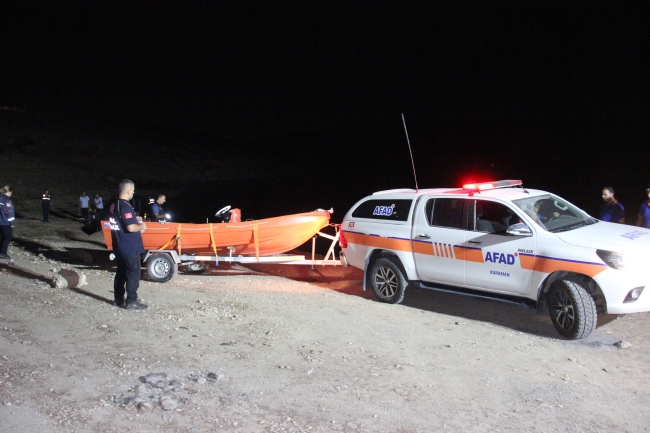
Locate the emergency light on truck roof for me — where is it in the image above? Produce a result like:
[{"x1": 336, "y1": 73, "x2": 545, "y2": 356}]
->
[
  {"x1": 462, "y1": 180, "x2": 522, "y2": 190},
  {"x1": 462, "y1": 180, "x2": 523, "y2": 194}
]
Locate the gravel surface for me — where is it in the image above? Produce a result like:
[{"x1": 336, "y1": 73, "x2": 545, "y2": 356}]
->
[{"x1": 1, "y1": 151, "x2": 649, "y2": 432}]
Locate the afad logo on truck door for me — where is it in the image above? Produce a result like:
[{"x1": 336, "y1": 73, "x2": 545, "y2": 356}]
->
[
  {"x1": 485, "y1": 251, "x2": 517, "y2": 277},
  {"x1": 373, "y1": 204, "x2": 395, "y2": 216},
  {"x1": 484, "y1": 251, "x2": 516, "y2": 265}
]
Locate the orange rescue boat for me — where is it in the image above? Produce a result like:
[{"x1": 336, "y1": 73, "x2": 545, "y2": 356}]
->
[{"x1": 101, "y1": 208, "x2": 331, "y2": 257}]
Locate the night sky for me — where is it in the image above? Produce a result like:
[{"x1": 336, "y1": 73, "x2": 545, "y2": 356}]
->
[{"x1": 2, "y1": 1, "x2": 649, "y2": 220}]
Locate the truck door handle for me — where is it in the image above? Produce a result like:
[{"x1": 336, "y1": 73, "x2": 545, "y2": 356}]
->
[
  {"x1": 416, "y1": 234, "x2": 431, "y2": 239},
  {"x1": 468, "y1": 240, "x2": 483, "y2": 244}
]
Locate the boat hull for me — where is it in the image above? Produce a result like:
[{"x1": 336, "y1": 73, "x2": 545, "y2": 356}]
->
[{"x1": 102, "y1": 211, "x2": 330, "y2": 256}]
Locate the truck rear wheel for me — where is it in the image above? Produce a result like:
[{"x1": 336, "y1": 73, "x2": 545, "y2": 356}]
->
[
  {"x1": 146, "y1": 253, "x2": 177, "y2": 283},
  {"x1": 370, "y1": 257, "x2": 408, "y2": 304},
  {"x1": 548, "y1": 277, "x2": 597, "y2": 339}
]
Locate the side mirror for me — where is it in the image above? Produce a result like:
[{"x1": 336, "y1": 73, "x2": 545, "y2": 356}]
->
[{"x1": 507, "y1": 222, "x2": 532, "y2": 237}]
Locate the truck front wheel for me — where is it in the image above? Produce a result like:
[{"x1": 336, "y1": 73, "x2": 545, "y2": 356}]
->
[
  {"x1": 370, "y1": 258, "x2": 408, "y2": 304},
  {"x1": 548, "y1": 277, "x2": 597, "y2": 339}
]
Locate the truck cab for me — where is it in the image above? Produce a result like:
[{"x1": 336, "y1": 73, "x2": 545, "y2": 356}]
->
[{"x1": 340, "y1": 180, "x2": 650, "y2": 339}]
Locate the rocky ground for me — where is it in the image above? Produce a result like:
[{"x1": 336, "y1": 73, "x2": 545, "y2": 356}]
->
[{"x1": 1, "y1": 150, "x2": 650, "y2": 432}]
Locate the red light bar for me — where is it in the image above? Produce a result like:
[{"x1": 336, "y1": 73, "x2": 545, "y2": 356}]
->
[
  {"x1": 463, "y1": 182, "x2": 494, "y2": 190},
  {"x1": 462, "y1": 180, "x2": 522, "y2": 191}
]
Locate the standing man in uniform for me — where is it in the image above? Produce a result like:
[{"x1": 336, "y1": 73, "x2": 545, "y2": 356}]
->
[
  {"x1": 42, "y1": 188, "x2": 52, "y2": 222},
  {"x1": 79, "y1": 191, "x2": 90, "y2": 223},
  {"x1": 600, "y1": 186, "x2": 625, "y2": 223},
  {"x1": 109, "y1": 180, "x2": 148, "y2": 310},
  {"x1": 151, "y1": 194, "x2": 167, "y2": 222},
  {"x1": 0, "y1": 185, "x2": 15, "y2": 260}
]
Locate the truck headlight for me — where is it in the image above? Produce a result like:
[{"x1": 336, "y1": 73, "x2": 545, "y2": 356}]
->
[{"x1": 596, "y1": 250, "x2": 626, "y2": 270}]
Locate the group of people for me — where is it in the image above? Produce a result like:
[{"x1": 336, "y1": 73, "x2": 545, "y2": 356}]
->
[
  {"x1": 39, "y1": 189, "x2": 106, "y2": 224},
  {"x1": 77, "y1": 191, "x2": 105, "y2": 224},
  {"x1": 41, "y1": 189, "x2": 167, "y2": 225},
  {"x1": 2, "y1": 180, "x2": 166, "y2": 312},
  {"x1": 599, "y1": 186, "x2": 650, "y2": 228}
]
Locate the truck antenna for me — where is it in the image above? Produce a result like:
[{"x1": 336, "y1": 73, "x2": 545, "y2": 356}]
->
[{"x1": 401, "y1": 113, "x2": 419, "y2": 192}]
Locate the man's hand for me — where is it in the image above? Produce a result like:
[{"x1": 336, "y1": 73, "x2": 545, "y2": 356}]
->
[{"x1": 126, "y1": 221, "x2": 146, "y2": 232}]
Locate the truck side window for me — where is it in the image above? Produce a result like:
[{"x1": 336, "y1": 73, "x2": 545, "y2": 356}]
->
[
  {"x1": 351, "y1": 199, "x2": 413, "y2": 221},
  {"x1": 474, "y1": 200, "x2": 518, "y2": 234},
  {"x1": 428, "y1": 198, "x2": 464, "y2": 229}
]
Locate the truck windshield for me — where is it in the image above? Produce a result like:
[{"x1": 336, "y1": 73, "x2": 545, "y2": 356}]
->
[{"x1": 512, "y1": 194, "x2": 596, "y2": 232}]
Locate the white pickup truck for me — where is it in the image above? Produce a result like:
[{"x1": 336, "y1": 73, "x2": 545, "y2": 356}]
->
[{"x1": 340, "y1": 180, "x2": 650, "y2": 339}]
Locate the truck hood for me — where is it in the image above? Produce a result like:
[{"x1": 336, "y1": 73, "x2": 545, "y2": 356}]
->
[{"x1": 555, "y1": 221, "x2": 650, "y2": 252}]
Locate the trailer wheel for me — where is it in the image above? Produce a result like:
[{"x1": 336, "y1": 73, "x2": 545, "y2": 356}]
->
[
  {"x1": 548, "y1": 277, "x2": 597, "y2": 339},
  {"x1": 184, "y1": 261, "x2": 208, "y2": 273},
  {"x1": 370, "y1": 258, "x2": 408, "y2": 304},
  {"x1": 146, "y1": 253, "x2": 177, "y2": 283}
]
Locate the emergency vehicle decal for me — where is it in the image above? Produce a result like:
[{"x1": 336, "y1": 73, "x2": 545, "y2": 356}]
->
[
  {"x1": 346, "y1": 231, "x2": 608, "y2": 278},
  {"x1": 343, "y1": 231, "x2": 412, "y2": 252},
  {"x1": 484, "y1": 252, "x2": 516, "y2": 264},
  {"x1": 621, "y1": 230, "x2": 648, "y2": 240},
  {"x1": 454, "y1": 245, "x2": 484, "y2": 262},
  {"x1": 519, "y1": 253, "x2": 607, "y2": 278},
  {"x1": 373, "y1": 204, "x2": 395, "y2": 216},
  {"x1": 412, "y1": 239, "x2": 434, "y2": 255}
]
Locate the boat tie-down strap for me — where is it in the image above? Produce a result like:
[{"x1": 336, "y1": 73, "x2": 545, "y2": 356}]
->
[
  {"x1": 157, "y1": 231, "x2": 177, "y2": 251},
  {"x1": 176, "y1": 224, "x2": 182, "y2": 255},
  {"x1": 209, "y1": 224, "x2": 218, "y2": 263}
]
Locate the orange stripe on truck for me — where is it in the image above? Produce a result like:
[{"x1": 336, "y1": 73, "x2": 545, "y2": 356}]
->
[
  {"x1": 346, "y1": 233, "x2": 608, "y2": 278},
  {"x1": 412, "y1": 240, "x2": 432, "y2": 255},
  {"x1": 519, "y1": 254, "x2": 607, "y2": 278},
  {"x1": 344, "y1": 232, "x2": 412, "y2": 252},
  {"x1": 458, "y1": 247, "x2": 484, "y2": 263}
]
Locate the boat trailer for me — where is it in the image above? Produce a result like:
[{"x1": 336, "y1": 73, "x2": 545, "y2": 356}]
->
[{"x1": 139, "y1": 226, "x2": 348, "y2": 283}]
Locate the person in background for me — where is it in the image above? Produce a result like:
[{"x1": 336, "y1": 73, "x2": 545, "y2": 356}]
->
[
  {"x1": 42, "y1": 188, "x2": 52, "y2": 222},
  {"x1": 79, "y1": 191, "x2": 90, "y2": 223},
  {"x1": 94, "y1": 193, "x2": 104, "y2": 219},
  {"x1": 635, "y1": 186, "x2": 650, "y2": 229},
  {"x1": 145, "y1": 196, "x2": 155, "y2": 221},
  {"x1": 0, "y1": 185, "x2": 16, "y2": 260},
  {"x1": 109, "y1": 179, "x2": 148, "y2": 310},
  {"x1": 600, "y1": 186, "x2": 625, "y2": 223},
  {"x1": 534, "y1": 199, "x2": 559, "y2": 224},
  {"x1": 151, "y1": 194, "x2": 166, "y2": 221}
]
